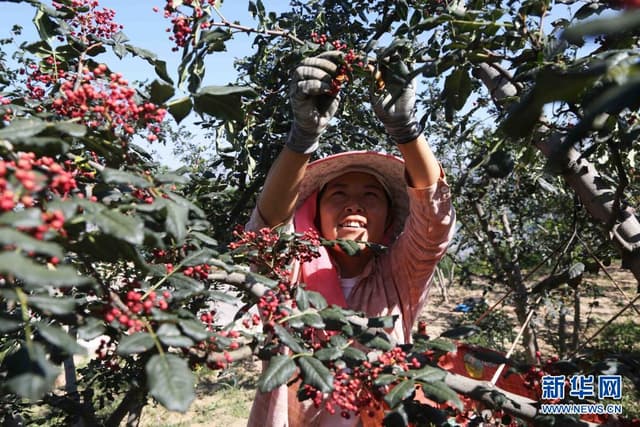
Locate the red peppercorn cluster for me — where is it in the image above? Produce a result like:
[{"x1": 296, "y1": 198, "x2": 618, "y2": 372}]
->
[
  {"x1": 302, "y1": 346, "x2": 421, "y2": 419},
  {"x1": 199, "y1": 310, "x2": 216, "y2": 329},
  {"x1": 519, "y1": 352, "x2": 558, "y2": 398},
  {"x1": 241, "y1": 313, "x2": 262, "y2": 329},
  {"x1": 229, "y1": 226, "x2": 321, "y2": 280},
  {"x1": 309, "y1": 32, "x2": 363, "y2": 95},
  {"x1": 95, "y1": 337, "x2": 119, "y2": 370},
  {"x1": 52, "y1": 0, "x2": 123, "y2": 42},
  {"x1": 0, "y1": 152, "x2": 78, "y2": 210},
  {"x1": 183, "y1": 263, "x2": 211, "y2": 280},
  {"x1": 160, "y1": 0, "x2": 218, "y2": 51},
  {"x1": 194, "y1": 328, "x2": 242, "y2": 370},
  {"x1": 23, "y1": 55, "x2": 165, "y2": 142},
  {"x1": 0, "y1": 96, "x2": 12, "y2": 122},
  {"x1": 50, "y1": 67, "x2": 166, "y2": 142},
  {"x1": 104, "y1": 289, "x2": 172, "y2": 332},
  {"x1": 0, "y1": 153, "x2": 83, "y2": 241},
  {"x1": 257, "y1": 289, "x2": 294, "y2": 328}
]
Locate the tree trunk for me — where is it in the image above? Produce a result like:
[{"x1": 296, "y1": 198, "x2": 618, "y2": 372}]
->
[
  {"x1": 559, "y1": 302, "x2": 567, "y2": 357},
  {"x1": 475, "y1": 62, "x2": 640, "y2": 285}
]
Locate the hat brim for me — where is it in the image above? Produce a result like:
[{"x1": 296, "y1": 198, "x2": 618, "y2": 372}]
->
[{"x1": 297, "y1": 151, "x2": 409, "y2": 239}]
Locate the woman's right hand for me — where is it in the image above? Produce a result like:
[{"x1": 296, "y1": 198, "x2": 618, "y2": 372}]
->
[{"x1": 286, "y1": 51, "x2": 343, "y2": 155}]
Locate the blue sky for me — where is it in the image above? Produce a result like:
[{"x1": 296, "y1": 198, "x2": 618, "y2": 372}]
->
[
  {"x1": 4, "y1": 0, "x2": 289, "y2": 166},
  {"x1": 4, "y1": 0, "x2": 279, "y2": 87}
]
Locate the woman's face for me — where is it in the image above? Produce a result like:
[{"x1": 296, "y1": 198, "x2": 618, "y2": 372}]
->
[{"x1": 317, "y1": 172, "x2": 390, "y2": 244}]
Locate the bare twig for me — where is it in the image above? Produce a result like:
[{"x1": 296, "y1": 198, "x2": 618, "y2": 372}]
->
[{"x1": 571, "y1": 293, "x2": 640, "y2": 357}]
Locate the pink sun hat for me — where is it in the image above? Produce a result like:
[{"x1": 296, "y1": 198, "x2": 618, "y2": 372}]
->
[{"x1": 296, "y1": 151, "x2": 409, "y2": 238}]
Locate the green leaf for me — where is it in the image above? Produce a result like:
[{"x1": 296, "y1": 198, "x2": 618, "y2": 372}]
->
[
  {"x1": 155, "y1": 172, "x2": 190, "y2": 185},
  {"x1": 404, "y1": 366, "x2": 446, "y2": 382},
  {"x1": 368, "y1": 315, "x2": 397, "y2": 329},
  {"x1": 0, "y1": 209, "x2": 42, "y2": 228},
  {"x1": 0, "y1": 118, "x2": 47, "y2": 139},
  {"x1": 187, "y1": 56, "x2": 205, "y2": 94},
  {"x1": 342, "y1": 346, "x2": 366, "y2": 362},
  {"x1": 33, "y1": 8, "x2": 58, "y2": 43},
  {"x1": 154, "y1": 60, "x2": 173, "y2": 84},
  {"x1": 246, "y1": 271, "x2": 279, "y2": 289},
  {"x1": 273, "y1": 324, "x2": 304, "y2": 353},
  {"x1": 178, "y1": 318, "x2": 209, "y2": 341},
  {"x1": 190, "y1": 231, "x2": 218, "y2": 247},
  {"x1": 10, "y1": 136, "x2": 70, "y2": 155},
  {"x1": 563, "y1": 9, "x2": 640, "y2": 45},
  {"x1": 156, "y1": 323, "x2": 194, "y2": 348},
  {"x1": 422, "y1": 338, "x2": 457, "y2": 353},
  {"x1": 54, "y1": 122, "x2": 86, "y2": 137},
  {"x1": 124, "y1": 43, "x2": 156, "y2": 61},
  {"x1": 502, "y1": 66, "x2": 600, "y2": 138},
  {"x1": 117, "y1": 332, "x2": 155, "y2": 355},
  {"x1": 0, "y1": 228, "x2": 63, "y2": 258},
  {"x1": 362, "y1": 333, "x2": 393, "y2": 351},
  {"x1": 440, "y1": 325, "x2": 480, "y2": 339},
  {"x1": 77, "y1": 318, "x2": 105, "y2": 341},
  {"x1": 374, "y1": 374, "x2": 397, "y2": 386},
  {"x1": 298, "y1": 356, "x2": 334, "y2": 393},
  {"x1": 5, "y1": 343, "x2": 59, "y2": 400},
  {"x1": 163, "y1": 201, "x2": 189, "y2": 244},
  {"x1": 395, "y1": 0, "x2": 408, "y2": 21},
  {"x1": 443, "y1": 68, "x2": 472, "y2": 120},
  {"x1": 101, "y1": 167, "x2": 152, "y2": 188},
  {"x1": 29, "y1": 295, "x2": 76, "y2": 315},
  {"x1": 384, "y1": 379, "x2": 415, "y2": 408},
  {"x1": 336, "y1": 239, "x2": 360, "y2": 256},
  {"x1": 198, "y1": 28, "x2": 231, "y2": 51},
  {"x1": 169, "y1": 274, "x2": 205, "y2": 300},
  {"x1": 208, "y1": 290, "x2": 240, "y2": 304},
  {"x1": 89, "y1": 209, "x2": 145, "y2": 245},
  {"x1": 319, "y1": 307, "x2": 346, "y2": 324},
  {"x1": 257, "y1": 354, "x2": 297, "y2": 393},
  {"x1": 146, "y1": 353, "x2": 195, "y2": 412},
  {"x1": 37, "y1": 323, "x2": 87, "y2": 355},
  {"x1": 149, "y1": 79, "x2": 175, "y2": 104},
  {"x1": 0, "y1": 316, "x2": 22, "y2": 334},
  {"x1": 314, "y1": 347, "x2": 343, "y2": 361},
  {"x1": 296, "y1": 289, "x2": 310, "y2": 311},
  {"x1": 164, "y1": 191, "x2": 206, "y2": 218},
  {"x1": 300, "y1": 313, "x2": 325, "y2": 329},
  {"x1": 72, "y1": 233, "x2": 144, "y2": 266},
  {"x1": 193, "y1": 85, "x2": 257, "y2": 122},
  {"x1": 419, "y1": 380, "x2": 463, "y2": 411},
  {"x1": 23, "y1": 41, "x2": 51, "y2": 55},
  {"x1": 167, "y1": 96, "x2": 193, "y2": 124},
  {"x1": 0, "y1": 252, "x2": 92, "y2": 289},
  {"x1": 182, "y1": 248, "x2": 216, "y2": 266}
]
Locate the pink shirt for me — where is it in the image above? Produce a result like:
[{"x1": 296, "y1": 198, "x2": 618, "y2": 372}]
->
[{"x1": 246, "y1": 175, "x2": 455, "y2": 427}]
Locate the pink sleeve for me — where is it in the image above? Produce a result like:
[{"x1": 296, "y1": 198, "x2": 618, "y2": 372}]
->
[
  {"x1": 389, "y1": 174, "x2": 456, "y2": 334},
  {"x1": 245, "y1": 207, "x2": 294, "y2": 233}
]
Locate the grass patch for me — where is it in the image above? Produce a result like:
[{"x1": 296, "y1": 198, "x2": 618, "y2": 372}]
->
[{"x1": 138, "y1": 361, "x2": 259, "y2": 427}]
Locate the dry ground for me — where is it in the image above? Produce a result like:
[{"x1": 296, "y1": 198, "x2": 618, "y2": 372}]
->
[{"x1": 137, "y1": 265, "x2": 639, "y2": 426}]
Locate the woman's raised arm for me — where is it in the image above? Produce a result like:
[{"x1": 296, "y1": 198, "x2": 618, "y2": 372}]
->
[{"x1": 257, "y1": 52, "x2": 343, "y2": 226}]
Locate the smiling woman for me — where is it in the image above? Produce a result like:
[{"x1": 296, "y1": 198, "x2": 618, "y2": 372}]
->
[
  {"x1": 245, "y1": 51, "x2": 456, "y2": 427},
  {"x1": 318, "y1": 171, "x2": 390, "y2": 245}
]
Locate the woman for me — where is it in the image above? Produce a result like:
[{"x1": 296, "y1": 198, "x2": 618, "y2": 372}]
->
[{"x1": 247, "y1": 52, "x2": 456, "y2": 427}]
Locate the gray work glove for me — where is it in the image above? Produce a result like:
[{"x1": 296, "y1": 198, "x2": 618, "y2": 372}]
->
[
  {"x1": 286, "y1": 51, "x2": 343, "y2": 154},
  {"x1": 371, "y1": 59, "x2": 422, "y2": 145}
]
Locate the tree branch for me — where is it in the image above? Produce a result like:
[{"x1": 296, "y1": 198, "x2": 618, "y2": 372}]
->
[
  {"x1": 474, "y1": 62, "x2": 640, "y2": 285},
  {"x1": 443, "y1": 371, "x2": 599, "y2": 426}
]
